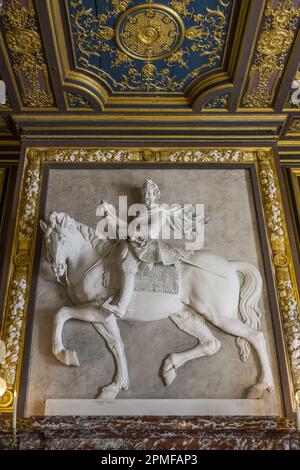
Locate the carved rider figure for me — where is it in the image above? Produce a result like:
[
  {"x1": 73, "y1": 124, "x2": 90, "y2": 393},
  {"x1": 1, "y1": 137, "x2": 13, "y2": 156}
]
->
[{"x1": 102, "y1": 179, "x2": 206, "y2": 318}]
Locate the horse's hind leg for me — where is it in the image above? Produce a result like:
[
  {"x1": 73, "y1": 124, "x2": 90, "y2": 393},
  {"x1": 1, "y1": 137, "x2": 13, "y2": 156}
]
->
[
  {"x1": 206, "y1": 314, "x2": 273, "y2": 398},
  {"x1": 162, "y1": 307, "x2": 221, "y2": 386}
]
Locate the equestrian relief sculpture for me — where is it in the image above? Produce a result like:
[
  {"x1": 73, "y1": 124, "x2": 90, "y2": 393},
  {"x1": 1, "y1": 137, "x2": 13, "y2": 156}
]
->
[{"x1": 40, "y1": 180, "x2": 274, "y2": 399}]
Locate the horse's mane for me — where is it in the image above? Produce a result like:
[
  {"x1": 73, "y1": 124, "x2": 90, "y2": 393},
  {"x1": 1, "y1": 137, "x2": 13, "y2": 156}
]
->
[{"x1": 50, "y1": 211, "x2": 112, "y2": 254}]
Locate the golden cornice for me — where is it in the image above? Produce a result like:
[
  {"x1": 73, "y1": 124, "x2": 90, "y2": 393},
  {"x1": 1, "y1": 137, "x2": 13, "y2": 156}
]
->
[
  {"x1": 278, "y1": 141, "x2": 300, "y2": 147},
  {"x1": 14, "y1": 136, "x2": 279, "y2": 142},
  {"x1": 12, "y1": 114, "x2": 287, "y2": 123}
]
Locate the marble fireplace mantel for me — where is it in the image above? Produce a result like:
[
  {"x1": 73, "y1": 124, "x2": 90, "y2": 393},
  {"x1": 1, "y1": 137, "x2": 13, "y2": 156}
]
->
[{"x1": 0, "y1": 416, "x2": 299, "y2": 450}]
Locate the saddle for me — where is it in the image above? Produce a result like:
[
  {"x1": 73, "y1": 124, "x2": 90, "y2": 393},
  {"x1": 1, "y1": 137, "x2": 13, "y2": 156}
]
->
[{"x1": 103, "y1": 260, "x2": 180, "y2": 295}]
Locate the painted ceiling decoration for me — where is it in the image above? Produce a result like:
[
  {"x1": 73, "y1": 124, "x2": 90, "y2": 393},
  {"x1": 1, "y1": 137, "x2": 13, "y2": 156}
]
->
[
  {"x1": 0, "y1": 0, "x2": 298, "y2": 146},
  {"x1": 241, "y1": 0, "x2": 300, "y2": 109},
  {"x1": 0, "y1": 0, "x2": 55, "y2": 108},
  {"x1": 66, "y1": 0, "x2": 235, "y2": 93}
]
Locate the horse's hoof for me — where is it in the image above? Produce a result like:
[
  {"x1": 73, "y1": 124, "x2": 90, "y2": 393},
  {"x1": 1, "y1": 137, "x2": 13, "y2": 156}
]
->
[
  {"x1": 54, "y1": 349, "x2": 80, "y2": 367},
  {"x1": 246, "y1": 383, "x2": 273, "y2": 399},
  {"x1": 122, "y1": 379, "x2": 129, "y2": 391},
  {"x1": 97, "y1": 384, "x2": 121, "y2": 399},
  {"x1": 162, "y1": 357, "x2": 177, "y2": 386}
]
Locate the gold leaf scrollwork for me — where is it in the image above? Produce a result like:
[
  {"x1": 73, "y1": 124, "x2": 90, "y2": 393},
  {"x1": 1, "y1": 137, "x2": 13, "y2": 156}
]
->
[
  {"x1": 258, "y1": 155, "x2": 300, "y2": 390},
  {"x1": 0, "y1": 0, "x2": 54, "y2": 107},
  {"x1": 203, "y1": 93, "x2": 229, "y2": 110},
  {"x1": 170, "y1": 0, "x2": 193, "y2": 18},
  {"x1": 242, "y1": 0, "x2": 300, "y2": 108},
  {"x1": 67, "y1": 92, "x2": 92, "y2": 108},
  {"x1": 0, "y1": 150, "x2": 43, "y2": 390}
]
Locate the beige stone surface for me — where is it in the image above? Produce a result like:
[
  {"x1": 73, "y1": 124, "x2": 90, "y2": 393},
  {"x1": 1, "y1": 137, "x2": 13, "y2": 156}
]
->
[{"x1": 25, "y1": 168, "x2": 282, "y2": 416}]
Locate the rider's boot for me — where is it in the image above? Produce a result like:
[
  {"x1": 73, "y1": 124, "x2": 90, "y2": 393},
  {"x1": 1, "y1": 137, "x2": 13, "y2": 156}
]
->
[{"x1": 104, "y1": 266, "x2": 136, "y2": 318}]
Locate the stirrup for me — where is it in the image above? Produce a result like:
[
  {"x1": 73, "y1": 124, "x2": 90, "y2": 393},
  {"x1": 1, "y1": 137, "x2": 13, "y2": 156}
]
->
[{"x1": 103, "y1": 297, "x2": 126, "y2": 318}]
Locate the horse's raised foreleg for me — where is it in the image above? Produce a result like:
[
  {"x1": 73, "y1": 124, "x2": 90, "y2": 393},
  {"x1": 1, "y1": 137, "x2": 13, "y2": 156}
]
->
[
  {"x1": 52, "y1": 303, "x2": 112, "y2": 367},
  {"x1": 52, "y1": 302, "x2": 129, "y2": 398},
  {"x1": 93, "y1": 317, "x2": 129, "y2": 399},
  {"x1": 52, "y1": 306, "x2": 80, "y2": 366},
  {"x1": 205, "y1": 314, "x2": 273, "y2": 398},
  {"x1": 162, "y1": 307, "x2": 221, "y2": 386}
]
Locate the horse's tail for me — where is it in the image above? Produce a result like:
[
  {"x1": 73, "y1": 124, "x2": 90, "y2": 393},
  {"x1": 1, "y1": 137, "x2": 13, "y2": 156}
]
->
[{"x1": 232, "y1": 261, "x2": 263, "y2": 362}]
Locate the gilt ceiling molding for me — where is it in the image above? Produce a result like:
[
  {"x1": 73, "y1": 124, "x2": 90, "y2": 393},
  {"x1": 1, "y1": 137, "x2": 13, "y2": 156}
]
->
[
  {"x1": 241, "y1": 0, "x2": 300, "y2": 110},
  {"x1": 0, "y1": 0, "x2": 55, "y2": 109}
]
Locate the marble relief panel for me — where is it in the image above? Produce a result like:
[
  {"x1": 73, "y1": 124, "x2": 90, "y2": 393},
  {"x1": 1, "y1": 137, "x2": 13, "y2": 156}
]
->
[{"x1": 25, "y1": 168, "x2": 282, "y2": 416}]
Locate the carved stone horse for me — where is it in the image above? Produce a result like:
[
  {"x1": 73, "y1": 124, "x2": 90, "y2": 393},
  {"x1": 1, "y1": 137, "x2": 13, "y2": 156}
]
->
[{"x1": 40, "y1": 212, "x2": 273, "y2": 399}]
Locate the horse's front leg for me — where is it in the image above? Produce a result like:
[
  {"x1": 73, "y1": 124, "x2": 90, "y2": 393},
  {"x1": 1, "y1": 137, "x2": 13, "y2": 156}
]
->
[
  {"x1": 52, "y1": 302, "x2": 112, "y2": 367},
  {"x1": 93, "y1": 316, "x2": 129, "y2": 399},
  {"x1": 52, "y1": 306, "x2": 81, "y2": 366},
  {"x1": 52, "y1": 303, "x2": 129, "y2": 398}
]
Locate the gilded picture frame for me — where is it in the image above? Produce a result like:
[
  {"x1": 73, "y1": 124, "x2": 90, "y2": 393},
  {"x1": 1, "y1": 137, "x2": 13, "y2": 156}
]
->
[{"x1": 0, "y1": 147, "x2": 299, "y2": 417}]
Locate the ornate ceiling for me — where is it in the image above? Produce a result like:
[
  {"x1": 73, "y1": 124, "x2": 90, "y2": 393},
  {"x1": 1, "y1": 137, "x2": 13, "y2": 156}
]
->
[
  {"x1": 66, "y1": 0, "x2": 234, "y2": 94},
  {"x1": 0, "y1": 0, "x2": 299, "y2": 148}
]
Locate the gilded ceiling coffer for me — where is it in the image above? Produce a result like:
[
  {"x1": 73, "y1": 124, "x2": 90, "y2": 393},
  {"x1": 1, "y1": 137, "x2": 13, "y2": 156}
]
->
[{"x1": 67, "y1": 0, "x2": 233, "y2": 92}]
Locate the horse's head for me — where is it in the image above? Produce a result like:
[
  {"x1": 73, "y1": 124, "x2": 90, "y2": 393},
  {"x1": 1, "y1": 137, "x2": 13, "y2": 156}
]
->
[{"x1": 39, "y1": 211, "x2": 80, "y2": 284}]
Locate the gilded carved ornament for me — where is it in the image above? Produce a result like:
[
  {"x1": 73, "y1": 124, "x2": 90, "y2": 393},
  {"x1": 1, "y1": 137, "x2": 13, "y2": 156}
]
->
[
  {"x1": 0, "y1": 0, "x2": 54, "y2": 107},
  {"x1": 288, "y1": 118, "x2": 300, "y2": 133},
  {"x1": 67, "y1": 91, "x2": 92, "y2": 108},
  {"x1": 242, "y1": 0, "x2": 300, "y2": 109}
]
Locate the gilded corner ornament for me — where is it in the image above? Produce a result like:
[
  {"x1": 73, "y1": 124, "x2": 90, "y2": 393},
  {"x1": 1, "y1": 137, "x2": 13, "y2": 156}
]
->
[
  {"x1": 203, "y1": 93, "x2": 230, "y2": 110},
  {"x1": 287, "y1": 118, "x2": 300, "y2": 134},
  {"x1": 67, "y1": 92, "x2": 93, "y2": 108},
  {"x1": 0, "y1": 0, "x2": 55, "y2": 107}
]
